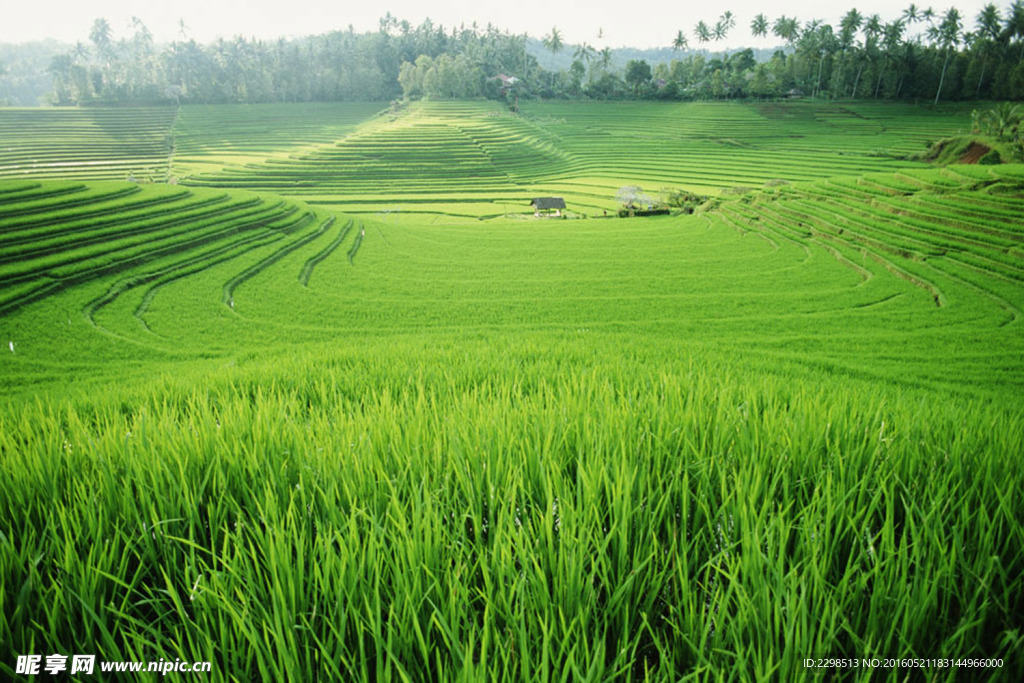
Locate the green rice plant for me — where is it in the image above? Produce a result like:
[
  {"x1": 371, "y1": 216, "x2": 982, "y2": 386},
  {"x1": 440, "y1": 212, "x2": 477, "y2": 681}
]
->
[
  {"x1": 1, "y1": 340, "x2": 1021, "y2": 680},
  {"x1": 1, "y1": 101, "x2": 1023, "y2": 681}
]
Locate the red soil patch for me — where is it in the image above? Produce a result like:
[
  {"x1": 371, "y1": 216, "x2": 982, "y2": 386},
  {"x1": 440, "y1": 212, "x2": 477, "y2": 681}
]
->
[{"x1": 959, "y1": 141, "x2": 991, "y2": 164}]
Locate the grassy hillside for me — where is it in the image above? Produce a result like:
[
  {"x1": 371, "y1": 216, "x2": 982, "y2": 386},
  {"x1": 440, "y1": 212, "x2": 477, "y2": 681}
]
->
[{"x1": 1, "y1": 101, "x2": 1021, "y2": 681}]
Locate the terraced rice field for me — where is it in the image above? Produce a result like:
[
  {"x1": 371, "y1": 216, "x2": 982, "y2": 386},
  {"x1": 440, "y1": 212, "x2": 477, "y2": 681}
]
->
[
  {"x1": 1, "y1": 101, "x2": 1022, "y2": 681},
  {"x1": 170, "y1": 102, "x2": 385, "y2": 178},
  {"x1": 0, "y1": 107, "x2": 176, "y2": 181},
  {"x1": 176, "y1": 101, "x2": 974, "y2": 219}
]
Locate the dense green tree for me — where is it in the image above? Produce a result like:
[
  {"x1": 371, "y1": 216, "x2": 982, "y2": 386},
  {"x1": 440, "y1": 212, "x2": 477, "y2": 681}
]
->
[
  {"x1": 20, "y1": 8, "x2": 1024, "y2": 107},
  {"x1": 625, "y1": 59, "x2": 652, "y2": 96},
  {"x1": 711, "y1": 68, "x2": 727, "y2": 98},
  {"x1": 46, "y1": 53, "x2": 74, "y2": 104},
  {"x1": 568, "y1": 59, "x2": 586, "y2": 95},
  {"x1": 750, "y1": 63, "x2": 774, "y2": 98}
]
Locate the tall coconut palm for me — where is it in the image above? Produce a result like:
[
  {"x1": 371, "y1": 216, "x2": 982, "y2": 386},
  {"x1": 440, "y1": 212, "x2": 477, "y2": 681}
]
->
[
  {"x1": 835, "y1": 9, "x2": 865, "y2": 97},
  {"x1": 864, "y1": 14, "x2": 883, "y2": 38},
  {"x1": 542, "y1": 27, "x2": 564, "y2": 57},
  {"x1": 977, "y1": 3, "x2": 1002, "y2": 38},
  {"x1": 378, "y1": 12, "x2": 397, "y2": 35},
  {"x1": 852, "y1": 14, "x2": 883, "y2": 97},
  {"x1": 803, "y1": 22, "x2": 837, "y2": 98},
  {"x1": 840, "y1": 8, "x2": 864, "y2": 42},
  {"x1": 875, "y1": 20, "x2": 906, "y2": 97},
  {"x1": 714, "y1": 11, "x2": 736, "y2": 41},
  {"x1": 973, "y1": 4, "x2": 1002, "y2": 96},
  {"x1": 751, "y1": 14, "x2": 769, "y2": 40},
  {"x1": 929, "y1": 7, "x2": 962, "y2": 104},
  {"x1": 672, "y1": 30, "x2": 689, "y2": 52},
  {"x1": 574, "y1": 42, "x2": 596, "y2": 63},
  {"x1": 903, "y1": 4, "x2": 922, "y2": 26},
  {"x1": 89, "y1": 18, "x2": 113, "y2": 67},
  {"x1": 572, "y1": 42, "x2": 596, "y2": 91},
  {"x1": 694, "y1": 21, "x2": 712, "y2": 44},
  {"x1": 541, "y1": 27, "x2": 564, "y2": 95},
  {"x1": 1002, "y1": 0, "x2": 1024, "y2": 59},
  {"x1": 72, "y1": 42, "x2": 90, "y2": 64},
  {"x1": 772, "y1": 16, "x2": 801, "y2": 48}
]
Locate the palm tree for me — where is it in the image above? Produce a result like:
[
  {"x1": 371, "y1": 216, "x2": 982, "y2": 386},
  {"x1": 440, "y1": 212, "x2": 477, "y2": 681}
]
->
[
  {"x1": 875, "y1": 20, "x2": 906, "y2": 97},
  {"x1": 72, "y1": 42, "x2": 90, "y2": 64},
  {"x1": 1001, "y1": 0, "x2": 1024, "y2": 59},
  {"x1": 541, "y1": 26, "x2": 564, "y2": 94},
  {"x1": 571, "y1": 43, "x2": 594, "y2": 93},
  {"x1": 987, "y1": 102, "x2": 1021, "y2": 139},
  {"x1": 378, "y1": 12, "x2": 397, "y2": 35},
  {"x1": 89, "y1": 18, "x2": 113, "y2": 67},
  {"x1": 586, "y1": 46, "x2": 612, "y2": 84},
  {"x1": 839, "y1": 8, "x2": 864, "y2": 52},
  {"x1": 972, "y1": 4, "x2": 1002, "y2": 96},
  {"x1": 772, "y1": 16, "x2": 801, "y2": 47},
  {"x1": 835, "y1": 9, "x2": 865, "y2": 97},
  {"x1": 542, "y1": 27, "x2": 564, "y2": 57},
  {"x1": 574, "y1": 42, "x2": 596, "y2": 63},
  {"x1": 714, "y1": 11, "x2": 735, "y2": 41},
  {"x1": 929, "y1": 7, "x2": 962, "y2": 104},
  {"x1": 751, "y1": 14, "x2": 769, "y2": 39},
  {"x1": 672, "y1": 30, "x2": 689, "y2": 52},
  {"x1": 902, "y1": 4, "x2": 922, "y2": 25},
  {"x1": 864, "y1": 14, "x2": 883, "y2": 38},
  {"x1": 922, "y1": 7, "x2": 936, "y2": 24},
  {"x1": 801, "y1": 21, "x2": 837, "y2": 98},
  {"x1": 977, "y1": 3, "x2": 1003, "y2": 40},
  {"x1": 694, "y1": 21, "x2": 712, "y2": 44},
  {"x1": 852, "y1": 14, "x2": 883, "y2": 97},
  {"x1": 974, "y1": 102, "x2": 1021, "y2": 155}
]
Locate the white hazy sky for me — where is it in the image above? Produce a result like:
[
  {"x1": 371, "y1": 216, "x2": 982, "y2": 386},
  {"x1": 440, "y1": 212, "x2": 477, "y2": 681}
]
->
[{"x1": 1, "y1": 0, "x2": 1003, "y2": 49}]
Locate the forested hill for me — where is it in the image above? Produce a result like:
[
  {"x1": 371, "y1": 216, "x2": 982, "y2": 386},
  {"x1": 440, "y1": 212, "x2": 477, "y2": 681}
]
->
[{"x1": 2, "y1": 5, "x2": 1024, "y2": 106}]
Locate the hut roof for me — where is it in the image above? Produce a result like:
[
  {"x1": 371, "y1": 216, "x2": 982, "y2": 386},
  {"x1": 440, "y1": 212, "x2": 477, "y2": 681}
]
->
[{"x1": 531, "y1": 197, "x2": 566, "y2": 210}]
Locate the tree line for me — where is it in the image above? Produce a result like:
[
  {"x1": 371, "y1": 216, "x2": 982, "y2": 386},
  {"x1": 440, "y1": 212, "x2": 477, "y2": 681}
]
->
[
  {"x1": 44, "y1": 16, "x2": 535, "y2": 105},
  {"x1": 32, "y1": 3, "x2": 1024, "y2": 106},
  {"x1": 653, "y1": 4, "x2": 1024, "y2": 103}
]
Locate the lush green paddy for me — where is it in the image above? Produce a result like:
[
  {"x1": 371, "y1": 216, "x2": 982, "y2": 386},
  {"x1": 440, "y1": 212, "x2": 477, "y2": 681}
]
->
[{"x1": 0, "y1": 100, "x2": 1021, "y2": 681}]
